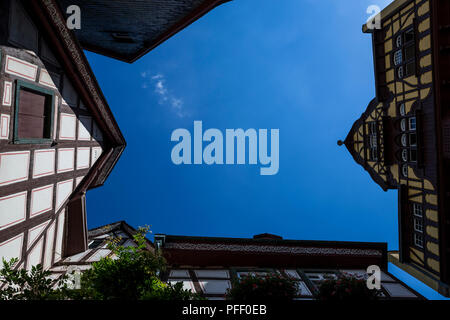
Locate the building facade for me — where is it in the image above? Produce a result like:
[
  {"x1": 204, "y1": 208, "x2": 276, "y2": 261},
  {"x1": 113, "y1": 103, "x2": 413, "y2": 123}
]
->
[
  {"x1": 155, "y1": 233, "x2": 422, "y2": 299},
  {"x1": 342, "y1": 0, "x2": 450, "y2": 296},
  {"x1": 0, "y1": 0, "x2": 228, "y2": 273}
]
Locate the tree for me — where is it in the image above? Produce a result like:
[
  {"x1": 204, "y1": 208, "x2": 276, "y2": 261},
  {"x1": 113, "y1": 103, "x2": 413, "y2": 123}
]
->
[
  {"x1": 226, "y1": 272, "x2": 298, "y2": 301},
  {"x1": 0, "y1": 258, "x2": 70, "y2": 300},
  {"x1": 76, "y1": 225, "x2": 201, "y2": 300}
]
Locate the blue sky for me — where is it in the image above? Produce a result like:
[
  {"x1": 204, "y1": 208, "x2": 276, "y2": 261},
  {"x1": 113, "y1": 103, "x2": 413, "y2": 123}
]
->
[{"x1": 84, "y1": 0, "x2": 447, "y2": 299}]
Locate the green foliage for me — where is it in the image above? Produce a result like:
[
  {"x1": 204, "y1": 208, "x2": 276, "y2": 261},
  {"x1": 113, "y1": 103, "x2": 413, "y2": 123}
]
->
[
  {"x1": 76, "y1": 225, "x2": 200, "y2": 300},
  {"x1": 315, "y1": 273, "x2": 381, "y2": 301},
  {"x1": 0, "y1": 258, "x2": 70, "y2": 300},
  {"x1": 226, "y1": 272, "x2": 298, "y2": 301}
]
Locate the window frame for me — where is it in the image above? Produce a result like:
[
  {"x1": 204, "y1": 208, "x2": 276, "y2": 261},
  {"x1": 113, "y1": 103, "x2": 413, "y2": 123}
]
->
[
  {"x1": 394, "y1": 28, "x2": 417, "y2": 80},
  {"x1": 13, "y1": 80, "x2": 55, "y2": 144}
]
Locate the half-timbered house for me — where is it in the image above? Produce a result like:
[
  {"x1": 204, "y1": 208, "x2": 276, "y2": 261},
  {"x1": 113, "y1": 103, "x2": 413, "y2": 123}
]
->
[
  {"x1": 341, "y1": 0, "x2": 450, "y2": 296},
  {"x1": 155, "y1": 232, "x2": 423, "y2": 299},
  {"x1": 0, "y1": 0, "x2": 228, "y2": 273}
]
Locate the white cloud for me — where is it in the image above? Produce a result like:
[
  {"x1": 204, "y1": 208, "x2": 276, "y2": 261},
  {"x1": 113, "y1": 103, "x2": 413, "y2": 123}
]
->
[{"x1": 141, "y1": 72, "x2": 188, "y2": 118}]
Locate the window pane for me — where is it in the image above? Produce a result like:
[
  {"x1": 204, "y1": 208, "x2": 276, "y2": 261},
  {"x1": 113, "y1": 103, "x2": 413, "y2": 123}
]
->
[
  {"x1": 396, "y1": 35, "x2": 402, "y2": 48},
  {"x1": 404, "y1": 29, "x2": 414, "y2": 43},
  {"x1": 410, "y1": 149, "x2": 417, "y2": 162},
  {"x1": 405, "y1": 61, "x2": 415, "y2": 77},
  {"x1": 409, "y1": 117, "x2": 417, "y2": 130},
  {"x1": 397, "y1": 66, "x2": 404, "y2": 78},
  {"x1": 400, "y1": 119, "x2": 406, "y2": 131},
  {"x1": 399, "y1": 103, "x2": 406, "y2": 116},
  {"x1": 414, "y1": 234, "x2": 423, "y2": 248},
  {"x1": 18, "y1": 89, "x2": 47, "y2": 139},
  {"x1": 409, "y1": 133, "x2": 417, "y2": 146},
  {"x1": 404, "y1": 45, "x2": 415, "y2": 61},
  {"x1": 394, "y1": 50, "x2": 402, "y2": 66},
  {"x1": 414, "y1": 218, "x2": 423, "y2": 233},
  {"x1": 402, "y1": 164, "x2": 408, "y2": 177},
  {"x1": 401, "y1": 134, "x2": 407, "y2": 147},
  {"x1": 413, "y1": 203, "x2": 423, "y2": 217}
]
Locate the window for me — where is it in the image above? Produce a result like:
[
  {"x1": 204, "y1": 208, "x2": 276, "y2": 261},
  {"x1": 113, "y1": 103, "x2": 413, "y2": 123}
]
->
[
  {"x1": 414, "y1": 218, "x2": 423, "y2": 233},
  {"x1": 396, "y1": 35, "x2": 402, "y2": 48},
  {"x1": 399, "y1": 103, "x2": 406, "y2": 116},
  {"x1": 368, "y1": 122, "x2": 378, "y2": 161},
  {"x1": 14, "y1": 81, "x2": 54, "y2": 144},
  {"x1": 409, "y1": 117, "x2": 416, "y2": 131},
  {"x1": 399, "y1": 114, "x2": 418, "y2": 164},
  {"x1": 402, "y1": 164, "x2": 408, "y2": 177},
  {"x1": 400, "y1": 119, "x2": 406, "y2": 131},
  {"x1": 409, "y1": 149, "x2": 417, "y2": 162},
  {"x1": 414, "y1": 233, "x2": 423, "y2": 248},
  {"x1": 401, "y1": 134, "x2": 407, "y2": 146},
  {"x1": 402, "y1": 149, "x2": 408, "y2": 161},
  {"x1": 394, "y1": 50, "x2": 403, "y2": 66},
  {"x1": 413, "y1": 203, "x2": 423, "y2": 217},
  {"x1": 397, "y1": 66, "x2": 404, "y2": 79},
  {"x1": 394, "y1": 28, "x2": 416, "y2": 79},
  {"x1": 409, "y1": 133, "x2": 417, "y2": 146}
]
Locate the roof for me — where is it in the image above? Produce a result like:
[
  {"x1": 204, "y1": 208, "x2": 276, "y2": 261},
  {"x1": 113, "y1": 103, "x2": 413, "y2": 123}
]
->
[
  {"x1": 158, "y1": 233, "x2": 388, "y2": 269},
  {"x1": 31, "y1": 0, "x2": 127, "y2": 189},
  {"x1": 56, "y1": 0, "x2": 231, "y2": 63}
]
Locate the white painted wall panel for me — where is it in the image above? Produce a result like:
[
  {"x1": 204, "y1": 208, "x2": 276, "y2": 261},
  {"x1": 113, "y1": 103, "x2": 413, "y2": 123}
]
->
[
  {"x1": 30, "y1": 184, "x2": 53, "y2": 217},
  {"x1": 4, "y1": 55, "x2": 38, "y2": 81},
  {"x1": 27, "y1": 220, "x2": 49, "y2": 248},
  {"x1": 78, "y1": 116, "x2": 91, "y2": 141},
  {"x1": 0, "y1": 191, "x2": 27, "y2": 230},
  {"x1": 76, "y1": 176, "x2": 85, "y2": 187},
  {"x1": 38, "y1": 69, "x2": 57, "y2": 88},
  {"x1": 0, "y1": 233, "x2": 23, "y2": 262},
  {"x1": 0, "y1": 114, "x2": 10, "y2": 139},
  {"x1": 57, "y1": 148, "x2": 74, "y2": 173},
  {"x1": 2, "y1": 81, "x2": 12, "y2": 106},
  {"x1": 0, "y1": 151, "x2": 30, "y2": 186},
  {"x1": 26, "y1": 238, "x2": 43, "y2": 270},
  {"x1": 33, "y1": 149, "x2": 55, "y2": 178},
  {"x1": 56, "y1": 180, "x2": 73, "y2": 211},
  {"x1": 59, "y1": 113, "x2": 76, "y2": 140},
  {"x1": 43, "y1": 221, "x2": 55, "y2": 270},
  {"x1": 76, "y1": 148, "x2": 90, "y2": 170},
  {"x1": 91, "y1": 147, "x2": 103, "y2": 165},
  {"x1": 54, "y1": 210, "x2": 66, "y2": 263}
]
